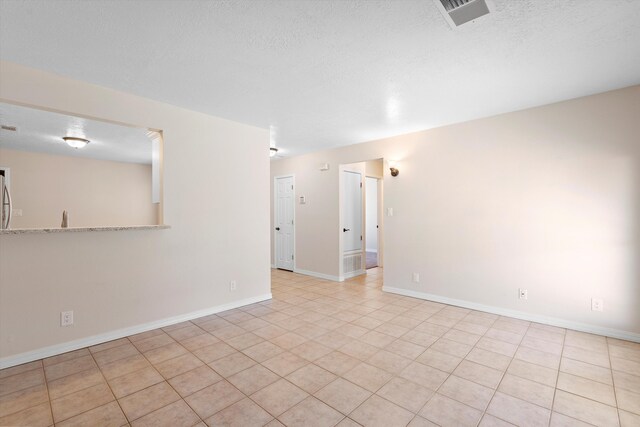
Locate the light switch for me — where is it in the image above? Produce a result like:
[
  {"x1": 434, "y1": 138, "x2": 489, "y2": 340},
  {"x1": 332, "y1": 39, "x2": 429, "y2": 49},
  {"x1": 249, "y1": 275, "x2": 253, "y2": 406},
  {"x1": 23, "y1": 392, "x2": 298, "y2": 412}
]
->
[{"x1": 299, "y1": 196, "x2": 306, "y2": 204}]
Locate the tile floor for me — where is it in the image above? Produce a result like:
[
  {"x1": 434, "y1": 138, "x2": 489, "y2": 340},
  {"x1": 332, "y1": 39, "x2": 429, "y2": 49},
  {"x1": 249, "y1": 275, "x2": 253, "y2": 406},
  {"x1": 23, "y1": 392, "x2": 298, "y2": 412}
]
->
[{"x1": 1, "y1": 268, "x2": 639, "y2": 426}]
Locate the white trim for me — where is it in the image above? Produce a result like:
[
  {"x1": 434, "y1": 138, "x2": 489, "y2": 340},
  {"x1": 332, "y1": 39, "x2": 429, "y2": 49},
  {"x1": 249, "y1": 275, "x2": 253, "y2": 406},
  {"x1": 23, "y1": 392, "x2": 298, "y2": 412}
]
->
[
  {"x1": 383, "y1": 286, "x2": 640, "y2": 343},
  {"x1": 0, "y1": 293, "x2": 272, "y2": 369},
  {"x1": 273, "y1": 174, "x2": 295, "y2": 271},
  {"x1": 293, "y1": 268, "x2": 340, "y2": 282},
  {"x1": 340, "y1": 269, "x2": 366, "y2": 282}
]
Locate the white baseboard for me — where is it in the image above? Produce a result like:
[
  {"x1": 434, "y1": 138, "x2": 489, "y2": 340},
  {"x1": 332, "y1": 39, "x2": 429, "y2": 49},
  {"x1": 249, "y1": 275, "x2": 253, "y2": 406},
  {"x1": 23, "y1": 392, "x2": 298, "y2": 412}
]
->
[
  {"x1": 340, "y1": 269, "x2": 366, "y2": 282},
  {"x1": 293, "y1": 268, "x2": 340, "y2": 282},
  {"x1": 0, "y1": 293, "x2": 273, "y2": 370},
  {"x1": 383, "y1": 286, "x2": 640, "y2": 343}
]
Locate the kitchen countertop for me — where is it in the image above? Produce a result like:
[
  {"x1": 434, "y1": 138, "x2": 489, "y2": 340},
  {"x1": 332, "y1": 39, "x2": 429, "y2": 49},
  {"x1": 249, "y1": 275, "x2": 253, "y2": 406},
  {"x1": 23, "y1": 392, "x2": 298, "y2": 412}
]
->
[{"x1": 0, "y1": 225, "x2": 170, "y2": 235}]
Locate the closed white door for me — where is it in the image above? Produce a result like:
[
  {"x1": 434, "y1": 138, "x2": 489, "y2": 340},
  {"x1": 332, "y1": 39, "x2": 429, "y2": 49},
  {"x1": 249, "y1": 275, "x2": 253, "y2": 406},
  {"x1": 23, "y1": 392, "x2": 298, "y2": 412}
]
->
[
  {"x1": 342, "y1": 171, "x2": 362, "y2": 252},
  {"x1": 275, "y1": 176, "x2": 295, "y2": 271}
]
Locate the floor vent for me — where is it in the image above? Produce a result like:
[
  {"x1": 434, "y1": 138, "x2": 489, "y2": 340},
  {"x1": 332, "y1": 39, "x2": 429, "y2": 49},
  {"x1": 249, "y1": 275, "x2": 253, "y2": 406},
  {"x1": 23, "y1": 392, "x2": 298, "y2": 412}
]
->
[
  {"x1": 435, "y1": 0, "x2": 491, "y2": 28},
  {"x1": 343, "y1": 253, "x2": 363, "y2": 275}
]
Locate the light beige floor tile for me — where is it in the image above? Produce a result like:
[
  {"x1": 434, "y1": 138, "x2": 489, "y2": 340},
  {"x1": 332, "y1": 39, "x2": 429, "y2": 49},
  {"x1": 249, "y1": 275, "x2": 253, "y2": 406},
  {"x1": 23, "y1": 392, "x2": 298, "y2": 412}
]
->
[
  {"x1": 93, "y1": 343, "x2": 140, "y2": 366},
  {"x1": 384, "y1": 339, "x2": 426, "y2": 359},
  {"x1": 184, "y1": 380, "x2": 244, "y2": 419},
  {"x1": 479, "y1": 414, "x2": 517, "y2": 426},
  {"x1": 465, "y1": 347, "x2": 512, "y2": 371},
  {"x1": 144, "y1": 342, "x2": 189, "y2": 365},
  {"x1": 168, "y1": 365, "x2": 222, "y2": 397},
  {"x1": 499, "y1": 373, "x2": 555, "y2": 409},
  {"x1": 251, "y1": 378, "x2": 308, "y2": 416},
  {"x1": 359, "y1": 330, "x2": 396, "y2": 348},
  {"x1": 128, "y1": 328, "x2": 165, "y2": 343},
  {"x1": 420, "y1": 393, "x2": 482, "y2": 427},
  {"x1": 44, "y1": 356, "x2": 96, "y2": 382},
  {"x1": 619, "y1": 410, "x2": 640, "y2": 427},
  {"x1": 0, "y1": 360, "x2": 42, "y2": 380},
  {"x1": 414, "y1": 321, "x2": 450, "y2": 337},
  {"x1": 376, "y1": 377, "x2": 433, "y2": 413},
  {"x1": 155, "y1": 353, "x2": 204, "y2": 379},
  {"x1": 315, "y1": 378, "x2": 370, "y2": 415},
  {"x1": 227, "y1": 364, "x2": 279, "y2": 395},
  {"x1": 453, "y1": 360, "x2": 503, "y2": 389},
  {"x1": 286, "y1": 364, "x2": 337, "y2": 394},
  {"x1": 344, "y1": 362, "x2": 394, "y2": 392},
  {"x1": 270, "y1": 332, "x2": 308, "y2": 350},
  {"x1": 131, "y1": 399, "x2": 199, "y2": 427},
  {"x1": 484, "y1": 328, "x2": 524, "y2": 345},
  {"x1": 350, "y1": 394, "x2": 414, "y2": 427},
  {"x1": 609, "y1": 345, "x2": 640, "y2": 363},
  {"x1": 205, "y1": 397, "x2": 273, "y2": 427},
  {"x1": 399, "y1": 361, "x2": 448, "y2": 391},
  {"x1": 0, "y1": 384, "x2": 49, "y2": 418},
  {"x1": 208, "y1": 352, "x2": 255, "y2": 377},
  {"x1": 438, "y1": 375, "x2": 494, "y2": 410},
  {"x1": 225, "y1": 332, "x2": 265, "y2": 350},
  {"x1": 563, "y1": 345, "x2": 611, "y2": 368},
  {"x1": 89, "y1": 338, "x2": 130, "y2": 354},
  {"x1": 340, "y1": 340, "x2": 379, "y2": 360},
  {"x1": 118, "y1": 381, "x2": 179, "y2": 421},
  {"x1": 487, "y1": 391, "x2": 550, "y2": 427},
  {"x1": 314, "y1": 331, "x2": 352, "y2": 350},
  {"x1": 0, "y1": 401, "x2": 52, "y2": 427},
  {"x1": 51, "y1": 382, "x2": 114, "y2": 423},
  {"x1": 366, "y1": 350, "x2": 411, "y2": 374},
  {"x1": 335, "y1": 417, "x2": 363, "y2": 427},
  {"x1": 262, "y1": 351, "x2": 308, "y2": 377},
  {"x1": 549, "y1": 411, "x2": 594, "y2": 427},
  {"x1": 525, "y1": 328, "x2": 565, "y2": 346},
  {"x1": 56, "y1": 401, "x2": 127, "y2": 427},
  {"x1": 611, "y1": 357, "x2": 640, "y2": 376},
  {"x1": 166, "y1": 324, "x2": 206, "y2": 342},
  {"x1": 429, "y1": 338, "x2": 472, "y2": 358},
  {"x1": 401, "y1": 331, "x2": 439, "y2": 348},
  {"x1": 520, "y1": 336, "x2": 563, "y2": 356},
  {"x1": 476, "y1": 337, "x2": 518, "y2": 357},
  {"x1": 99, "y1": 354, "x2": 150, "y2": 380},
  {"x1": 43, "y1": 349, "x2": 90, "y2": 367},
  {"x1": 415, "y1": 348, "x2": 462, "y2": 373},
  {"x1": 407, "y1": 415, "x2": 439, "y2": 427},
  {"x1": 191, "y1": 342, "x2": 236, "y2": 364},
  {"x1": 557, "y1": 372, "x2": 616, "y2": 406},
  {"x1": 553, "y1": 389, "x2": 619, "y2": 427},
  {"x1": 47, "y1": 367, "x2": 104, "y2": 400},
  {"x1": 514, "y1": 346, "x2": 560, "y2": 370},
  {"x1": 443, "y1": 329, "x2": 481, "y2": 346},
  {"x1": 180, "y1": 333, "x2": 220, "y2": 352},
  {"x1": 507, "y1": 358, "x2": 558, "y2": 387},
  {"x1": 290, "y1": 341, "x2": 333, "y2": 361},
  {"x1": 613, "y1": 370, "x2": 640, "y2": 394},
  {"x1": 279, "y1": 396, "x2": 344, "y2": 427},
  {"x1": 108, "y1": 366, "x2": 164, "y2": 399},
  {"x1": 212, "y1": 325, "x2": 247, "y2": 340},
  {"x1": 560, "y1": 357, "x2": 613, "y2": 385},
  {"x1": 131, "y1": 333, "x2": 175, "y2": 353},
  {"x1": 315, "y1": 351, "x2": 361, "y2": 376},
  {"x1": 616, "y1": 388, "x2": 640, "y2": 415}
]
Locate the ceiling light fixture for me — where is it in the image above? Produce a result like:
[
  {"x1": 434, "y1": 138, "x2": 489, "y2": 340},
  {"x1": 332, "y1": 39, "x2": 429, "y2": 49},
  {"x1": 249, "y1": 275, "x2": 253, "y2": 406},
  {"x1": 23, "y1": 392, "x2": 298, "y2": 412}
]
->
[
  {"x1": 63, "y1": 136, "x2": 90, "y2": 149},
  {"x1": 270, "y1": 147, "x2": 278, "y2": 157}
]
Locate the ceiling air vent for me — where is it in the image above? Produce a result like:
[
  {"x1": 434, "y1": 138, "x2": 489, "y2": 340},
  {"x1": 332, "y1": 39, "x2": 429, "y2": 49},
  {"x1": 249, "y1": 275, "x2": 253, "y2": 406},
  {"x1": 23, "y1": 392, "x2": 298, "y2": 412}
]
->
[
  {"x1": 435, "y1": 0, "x2": 492, "y2": 28},
  {"x1": 1, "y1": 125, "x2": 17, "y2": 132}
]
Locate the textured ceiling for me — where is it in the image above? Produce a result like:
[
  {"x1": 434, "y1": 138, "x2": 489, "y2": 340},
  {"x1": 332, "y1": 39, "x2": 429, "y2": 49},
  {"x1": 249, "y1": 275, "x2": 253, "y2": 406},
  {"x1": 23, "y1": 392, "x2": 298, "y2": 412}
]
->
[
  {"x1": 0, "y1": 103, "x2": 152, "y2": 164},
  {"x1": 1, "y1": 0, "x2": 639, "y2": 157}
]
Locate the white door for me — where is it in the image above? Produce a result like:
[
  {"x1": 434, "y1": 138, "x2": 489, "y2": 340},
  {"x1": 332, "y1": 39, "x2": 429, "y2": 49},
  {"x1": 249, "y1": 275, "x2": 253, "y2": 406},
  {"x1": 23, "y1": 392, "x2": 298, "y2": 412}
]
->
[
  {"x1": 275, "y1": 176, "x2": 295, "y2": 271},
  {"x1": 342, "y1": 171, "x2": 362, "y2": 252}
]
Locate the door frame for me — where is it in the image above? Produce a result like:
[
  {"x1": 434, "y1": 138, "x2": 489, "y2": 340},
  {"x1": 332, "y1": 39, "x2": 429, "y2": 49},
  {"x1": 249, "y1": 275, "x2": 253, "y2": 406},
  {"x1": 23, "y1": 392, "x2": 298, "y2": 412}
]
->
[
  {"x1": 338, "y1": 164, "x2": 366, "y2": 281},
  {"x1": 273, "y1": 174, "x2": 296, "y2": 271},
  {"x1": 365, "y1": 175, "x2": 382, "y2": 268}
]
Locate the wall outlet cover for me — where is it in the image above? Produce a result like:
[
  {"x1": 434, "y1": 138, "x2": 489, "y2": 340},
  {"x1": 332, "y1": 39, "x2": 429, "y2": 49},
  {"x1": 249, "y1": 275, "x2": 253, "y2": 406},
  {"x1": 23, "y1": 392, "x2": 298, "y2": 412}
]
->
[
  {"x1": 519, "y1": 289, "x2": 528, "y2": 300},
  {"x1": 61, "y1": 311, "x2": 74, "y2": 327},
  {"x1": 591, "y1": 298, "x2": 603, "y2": 312}
]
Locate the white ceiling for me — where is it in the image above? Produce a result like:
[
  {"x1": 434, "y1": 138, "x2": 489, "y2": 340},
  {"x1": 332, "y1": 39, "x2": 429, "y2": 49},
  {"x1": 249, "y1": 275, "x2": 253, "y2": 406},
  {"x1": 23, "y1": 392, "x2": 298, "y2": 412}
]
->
[
  {"x1": 0, "y1": 102, "x2": 152, "y2": 164},
  {"x1": 1, "y1": 0, "x2": 639, "y2": 157}
]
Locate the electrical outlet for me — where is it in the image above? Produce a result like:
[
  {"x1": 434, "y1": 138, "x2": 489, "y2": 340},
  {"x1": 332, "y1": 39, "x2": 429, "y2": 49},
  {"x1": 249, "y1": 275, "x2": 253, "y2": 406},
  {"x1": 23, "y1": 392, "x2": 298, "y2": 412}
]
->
[
  {"x1": 229, "y1": 281, "x2": 237, "y2": 292},
  {"x1": 518, "y1": 289, "x2": 528, "y2": 300},
  {"x1": 412, "y1": 273, "x2": 420, "y2": 283},
  {"x1": 387, "y1": 207, "x2": 394, "y2": 217},
  {"x1": 591, "y1": 298, "x2": 603, "y2": 312},
  {"x1": 61, "y1": 311, "x2": 74, "y2": 327}
]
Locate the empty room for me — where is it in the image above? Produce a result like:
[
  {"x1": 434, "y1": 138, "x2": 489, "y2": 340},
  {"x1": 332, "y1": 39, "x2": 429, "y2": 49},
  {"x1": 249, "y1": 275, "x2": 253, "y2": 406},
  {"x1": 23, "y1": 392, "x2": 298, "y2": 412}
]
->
[{"x1": 0, "y1": 1, "x2": 639, "y2": 426}]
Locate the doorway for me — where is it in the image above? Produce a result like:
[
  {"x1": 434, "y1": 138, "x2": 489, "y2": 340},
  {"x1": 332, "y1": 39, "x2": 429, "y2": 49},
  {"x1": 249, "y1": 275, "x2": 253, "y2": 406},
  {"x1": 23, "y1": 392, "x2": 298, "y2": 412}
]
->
[
  {"x1": 365, "y1": 176, "x2": 379, "y2": 269},
  {"x1": 274, "y1": 175, "x2": 295, "y2": 271},
  {"x1": 340, "y1": 164, "x2": 365, "y2": 280}
]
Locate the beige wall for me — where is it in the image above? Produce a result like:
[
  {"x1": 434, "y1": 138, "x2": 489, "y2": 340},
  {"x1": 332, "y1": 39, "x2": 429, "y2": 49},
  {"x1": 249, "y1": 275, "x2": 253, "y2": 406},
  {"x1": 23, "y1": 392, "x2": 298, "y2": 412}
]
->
[
  {"x1": 271, "y1": 85, "x2": 640, "y2": 339},
  {"x1": 0, "y1": 148, "x2": 157, "y2": 228},
  {"x1": 0, "y1": 61, "x2": 271, "y2": 365}
]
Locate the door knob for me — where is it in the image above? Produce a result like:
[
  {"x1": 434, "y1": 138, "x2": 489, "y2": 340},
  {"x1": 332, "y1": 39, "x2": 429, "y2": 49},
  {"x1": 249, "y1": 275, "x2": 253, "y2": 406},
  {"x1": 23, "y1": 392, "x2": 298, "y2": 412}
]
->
[
  {"x1": 343, "y1": 228, "x2": 350, "y2": 232},
  {"x1": 275, "y1": 227, "x2": 280, "y2": 231}
]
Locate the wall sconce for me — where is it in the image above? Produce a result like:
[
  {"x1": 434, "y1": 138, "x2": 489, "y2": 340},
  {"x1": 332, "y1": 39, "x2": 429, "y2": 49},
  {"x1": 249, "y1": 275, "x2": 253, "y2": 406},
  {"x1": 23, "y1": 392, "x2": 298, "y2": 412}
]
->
[{"x1": 389, "y1": 160, "x2": 399, "y2": 177}]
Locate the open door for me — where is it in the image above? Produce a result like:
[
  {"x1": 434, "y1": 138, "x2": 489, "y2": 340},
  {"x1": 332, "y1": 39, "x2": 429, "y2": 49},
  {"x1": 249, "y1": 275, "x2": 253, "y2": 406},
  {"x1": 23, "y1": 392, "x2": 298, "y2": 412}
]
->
[{"x1": 340, "y1": 164, "x2": 365, "y2": 279}]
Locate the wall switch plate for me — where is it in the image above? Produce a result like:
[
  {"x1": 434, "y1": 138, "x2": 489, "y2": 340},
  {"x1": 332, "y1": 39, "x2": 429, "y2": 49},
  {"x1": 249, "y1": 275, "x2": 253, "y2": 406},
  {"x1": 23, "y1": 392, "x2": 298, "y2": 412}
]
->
[
  {"x1": 591, "y1": 298, "x2": 603, "y2": 312},
  {"x1": 519, "y1": 289, "x2": 528, "y2": 300},
  {"x1": 61, "y1": 311, "x2": 73, "y2": 327},
  {"x1": 387, "y1": 207, "x2": 394, "y2": 217},
  {"x1": 299, "y1": 196, "x2": 306, "y2": 204},
  {"x1": 229, "y1": 281, "x2": 237, "y2": 292},
  {"x1": 412, "y1": 273, "x2": 420, "y2": 283}
]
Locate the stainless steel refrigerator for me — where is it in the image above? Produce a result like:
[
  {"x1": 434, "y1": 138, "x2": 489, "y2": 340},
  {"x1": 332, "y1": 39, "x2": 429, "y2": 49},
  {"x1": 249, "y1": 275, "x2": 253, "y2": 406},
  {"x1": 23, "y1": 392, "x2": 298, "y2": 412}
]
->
[{"x1": 0, "y1": 173, "x2": 12, "y2": 229}]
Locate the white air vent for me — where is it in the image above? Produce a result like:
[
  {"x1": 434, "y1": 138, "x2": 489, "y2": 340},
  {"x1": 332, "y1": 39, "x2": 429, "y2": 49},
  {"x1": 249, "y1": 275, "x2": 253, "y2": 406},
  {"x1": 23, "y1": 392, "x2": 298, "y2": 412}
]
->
[
  {"x1": 435, "y1": 0, "x2": 492, "y2": 28},
  {"x1": 343, "y1": 253, "x2": 363, "y2": 275},
  {"x1": 1, "y1": 125, "x2": 17, "y2": 132}
]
